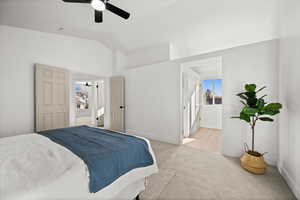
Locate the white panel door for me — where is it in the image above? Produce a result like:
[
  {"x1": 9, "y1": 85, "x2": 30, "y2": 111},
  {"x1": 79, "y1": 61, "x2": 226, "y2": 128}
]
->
[
  {"x1": 182, "y1": 72, "x2": 190, "y2": 138},
  {"x1": 97, "y1": 80, "x2": 105, "y2": 109},
  {"x1": 35, "y1": 64, "x2": 70, "y2": 132},
  {"x1": 110, "y1": 76, "x2": 125, "y2": 132}
]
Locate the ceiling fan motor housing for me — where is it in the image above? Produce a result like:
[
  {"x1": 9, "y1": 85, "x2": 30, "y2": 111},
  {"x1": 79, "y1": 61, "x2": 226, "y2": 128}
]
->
[{"x1": 62, "y1": 0, "x2": 130, "y2": 23}]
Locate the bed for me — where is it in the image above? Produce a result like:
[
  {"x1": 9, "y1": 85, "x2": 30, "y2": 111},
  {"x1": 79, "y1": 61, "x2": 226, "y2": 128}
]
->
[{"x1": 0, "y1": 126, "x2": 158, "y2": 200}]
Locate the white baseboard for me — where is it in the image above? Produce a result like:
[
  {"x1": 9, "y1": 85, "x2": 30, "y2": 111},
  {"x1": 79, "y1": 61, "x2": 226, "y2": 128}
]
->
[
  {"x1": 278, "y1": 166, "x2": 300, "y2": 199},
  {"x1": 265, "y1": 157, "x2": 277, "y2": 166}
]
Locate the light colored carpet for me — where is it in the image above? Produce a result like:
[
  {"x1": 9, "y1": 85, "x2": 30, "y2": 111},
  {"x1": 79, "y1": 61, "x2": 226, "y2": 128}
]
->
[{"x1": 141, "y1": 140, "x2": 296, "y2": 200}]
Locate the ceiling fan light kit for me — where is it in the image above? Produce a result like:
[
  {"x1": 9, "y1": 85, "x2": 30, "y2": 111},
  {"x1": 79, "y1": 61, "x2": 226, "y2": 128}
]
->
[
  {"x1": 62, "y1": 0, "x2": 130, "y2": 23},
  {"x1": 91, "y1": 0, "x2": 106, "y2": 11}
]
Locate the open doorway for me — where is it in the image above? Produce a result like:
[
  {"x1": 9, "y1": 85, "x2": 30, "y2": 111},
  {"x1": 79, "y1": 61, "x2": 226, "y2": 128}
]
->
[
  {"x1": 181, "y1": 57, "x2": 222, "y2": 153},
  {"x1": 71, "y1": 73, "x2": 106, "y2": 128}
]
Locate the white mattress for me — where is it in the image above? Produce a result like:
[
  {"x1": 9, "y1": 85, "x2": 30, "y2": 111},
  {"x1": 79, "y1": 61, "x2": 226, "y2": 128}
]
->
[{"x1": 0, "y1": 133, "x2": 158, "y2": 200}]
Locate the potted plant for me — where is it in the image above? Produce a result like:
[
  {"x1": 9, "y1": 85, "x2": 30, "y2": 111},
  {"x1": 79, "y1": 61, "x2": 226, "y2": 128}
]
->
[{"x1": 232, "y1": 84, "x2": 282, "y2": 174}]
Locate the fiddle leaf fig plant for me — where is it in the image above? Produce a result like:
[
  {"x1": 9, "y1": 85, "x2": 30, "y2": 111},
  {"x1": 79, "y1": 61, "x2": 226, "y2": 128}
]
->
[{"x1": 232, "y1": 84, "x2": 282, "y2": 156}]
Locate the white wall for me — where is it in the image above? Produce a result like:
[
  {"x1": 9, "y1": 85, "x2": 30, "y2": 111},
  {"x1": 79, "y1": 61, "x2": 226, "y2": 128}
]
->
[
  {"x1": 168, "y1": 0, "x2": 279, "y2": 60},
  {"x1": 0, "y1": 25, "x2": 113, "y2": 138},
  {"x1": 127, "y1": 44, "x2": 170, "y2": 68},
  {"x1": 113, "y1": 50, "x2": 128, "y2": 74},
  {"x1": 221, "y1": 41, "x2": 278, "y2": 164},
  {"x1": 278, "y1": 0, "x2": 300, "y2": 198},
  {"x1": 120, "y1": 40, "x2": 279, "y2": 162},
  {"x1": 121, "y1": 61, "x2": 181, "y2": 144},
  {"x1": 177, "y1": 40, "x2": 279, "y2": 164}
]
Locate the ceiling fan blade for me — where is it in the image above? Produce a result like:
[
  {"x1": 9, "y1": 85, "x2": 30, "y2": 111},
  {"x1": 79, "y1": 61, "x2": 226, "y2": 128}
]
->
[
  {"x1": 106, "y1": 3, "x2": 130, "y2": 20},
  {"x1": 95, "y1": 10, "x2": 103, "y2": 23},
  {"x1": 62, "y1": 0, "x2": 90, "y2": 3}
]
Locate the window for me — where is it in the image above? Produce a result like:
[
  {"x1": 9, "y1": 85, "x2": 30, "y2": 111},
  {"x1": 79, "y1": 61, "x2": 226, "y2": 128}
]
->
[{"x1": 203, "y1": 79, "x2": 222, "y2": 105}]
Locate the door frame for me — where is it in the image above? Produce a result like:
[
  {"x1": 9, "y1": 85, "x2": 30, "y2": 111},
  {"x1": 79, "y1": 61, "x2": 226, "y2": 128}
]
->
[
  {"x1": 179, "y1": 56, "x2": 223, "y2": 145},
  {"x1": 70, "y1": 72, "x2": 106, "y2": 128}
]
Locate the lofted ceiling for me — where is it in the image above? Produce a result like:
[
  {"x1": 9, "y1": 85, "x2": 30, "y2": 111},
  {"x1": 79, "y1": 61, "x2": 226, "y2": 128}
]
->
[{"x1": 0, "y1": 0, "x2": 279, "y2": 55}]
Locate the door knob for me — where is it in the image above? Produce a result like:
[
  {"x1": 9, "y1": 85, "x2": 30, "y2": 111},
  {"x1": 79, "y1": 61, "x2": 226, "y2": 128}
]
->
[{"x1": 120, "y1": 106, "x2": 125, "y2": 109}]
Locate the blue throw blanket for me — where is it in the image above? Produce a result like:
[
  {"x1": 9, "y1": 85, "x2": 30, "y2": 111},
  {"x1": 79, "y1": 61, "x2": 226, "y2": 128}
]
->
[{"x1": 39, "y1": 126, "x2": 154, "y2": 193}]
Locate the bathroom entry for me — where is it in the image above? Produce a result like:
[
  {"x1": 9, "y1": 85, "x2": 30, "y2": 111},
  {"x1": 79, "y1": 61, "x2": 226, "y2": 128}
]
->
[
  {"x1": 72, "y1": 73, "x2": 106, "y2": 128},
  {"x1": 181, "y1": 57, "x2": 223, "y2": 153}
]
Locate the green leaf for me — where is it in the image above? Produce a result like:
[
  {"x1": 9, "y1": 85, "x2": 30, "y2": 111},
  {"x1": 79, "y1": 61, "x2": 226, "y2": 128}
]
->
[
  {"x1": 243, "y1": 107, "x2": 259, "y2": 116},
  {"x1": 261, "y1": 110, "x2": 279, "y2": 116},
  {"x1": 262, "y1": 103, "x2": 283, "y2": 116},
  {"x1": 256, "y1": 86, "x2": 266, "y2": 93},
  {"x1": 259, "y1": 117, "x2": 274, "y2": 122},
  {"x1": 240, "y1": 112, "x2": 251, "y2": 122},
  {"x1": 240, "y1": 100, "x2": 247, "y2": 106},
  {"x1": 256, "y1": 99, "x2": 265, "y2": 110},
  {"x1": 262, "y1": 110, "x2": 280, "y2": 116},
  {"x1": 245, "y1": 84, "x2": 256, "y2": 92},
  {"x1": 259, "y1": 94, "x2": 267, "y2": 99},
  {"x1": 237, "y1": 94, "x2": 248, "y2": 100},
  {"x1": 246, "y1": 97, "x2": 258, "y2": 107},
  {"x1": 245, "y1": 91, "x2": 256, "y2": 98},
  {"x1": 233, "y1": 84, "x2": 282, "y2": 123},
  {"x1": 237, "y1": 92, "x2": 246, "y2": 96},
  {"x1": 231, "y1": 116, "x2": 241, "y2": 119},
  {"x1": 264, "y1": 103, "x2": 283, "y2": 110}
]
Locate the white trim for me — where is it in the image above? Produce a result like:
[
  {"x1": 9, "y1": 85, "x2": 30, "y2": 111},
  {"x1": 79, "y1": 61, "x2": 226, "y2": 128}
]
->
[
  {"x1": 179, "y1": 65, "x2": 184, "y2": 144},
  {"x1": 265, "y1": 158, "x2": 277, "y2": 166},
  {"x1": 278, "y1": 166, "x2": 300, "y2": 199}
]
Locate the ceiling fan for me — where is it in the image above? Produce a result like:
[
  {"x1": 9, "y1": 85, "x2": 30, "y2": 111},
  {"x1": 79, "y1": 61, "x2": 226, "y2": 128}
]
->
[{"x1": 62, "y1": 0, "x2": 130, "y2": 23}]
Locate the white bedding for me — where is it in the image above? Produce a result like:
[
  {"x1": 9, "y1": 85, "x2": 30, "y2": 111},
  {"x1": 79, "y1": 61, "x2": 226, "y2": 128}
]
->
[{"x1": 0, "y1": 133, "x2": 158, "y2": 200}]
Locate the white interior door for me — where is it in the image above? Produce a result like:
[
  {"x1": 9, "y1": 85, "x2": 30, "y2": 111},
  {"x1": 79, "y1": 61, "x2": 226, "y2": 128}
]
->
[
  {"x1": 97, "y1": 80, "x2": 105, "y2": 109},
  {"x1": 182, "y1": 72, "x2": 190, "y2": 138},
  {"x1": 110, "y1": 76, "x2": 125, "y2": 132},
  {"x1": 35, "y1": 64, "x2": 70, "y2": 132}
]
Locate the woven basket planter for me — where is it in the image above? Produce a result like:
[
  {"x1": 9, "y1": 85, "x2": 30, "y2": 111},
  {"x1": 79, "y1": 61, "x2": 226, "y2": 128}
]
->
[{"x1": 240, "y1": 152, "x2": 268, "y2": 174}]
